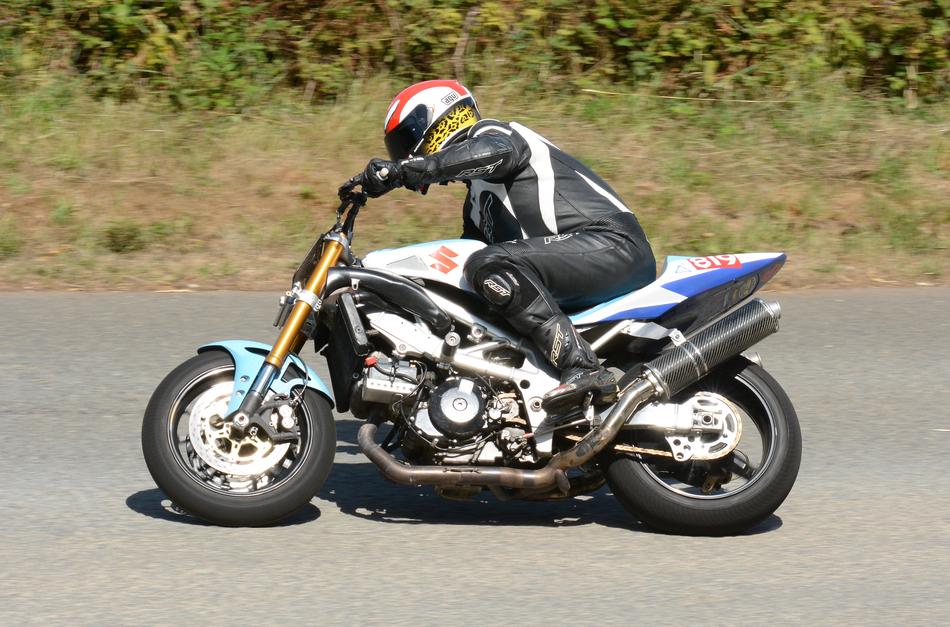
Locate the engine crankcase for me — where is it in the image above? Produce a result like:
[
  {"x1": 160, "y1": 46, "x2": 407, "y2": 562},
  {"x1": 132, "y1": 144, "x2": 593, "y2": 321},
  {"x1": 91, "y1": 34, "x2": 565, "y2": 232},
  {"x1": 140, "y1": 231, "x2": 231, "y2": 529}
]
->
[{"x1": 426, "y1": 377, "x2": 487, "y2": 441}]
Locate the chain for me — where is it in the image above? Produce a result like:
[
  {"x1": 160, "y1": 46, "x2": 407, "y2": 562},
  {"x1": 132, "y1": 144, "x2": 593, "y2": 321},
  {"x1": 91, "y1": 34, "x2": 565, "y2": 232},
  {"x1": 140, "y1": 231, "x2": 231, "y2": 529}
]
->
[{"x1": 562, "y1": 433, "x2": 673, "y2": 458}]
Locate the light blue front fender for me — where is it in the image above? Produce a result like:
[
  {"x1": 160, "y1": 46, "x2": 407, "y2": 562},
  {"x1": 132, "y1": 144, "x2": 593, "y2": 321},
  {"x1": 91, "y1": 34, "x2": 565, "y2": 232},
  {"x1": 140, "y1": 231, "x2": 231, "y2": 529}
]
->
[{"x1": 198, "y1": 340, "x2": 334, "y2": 414}]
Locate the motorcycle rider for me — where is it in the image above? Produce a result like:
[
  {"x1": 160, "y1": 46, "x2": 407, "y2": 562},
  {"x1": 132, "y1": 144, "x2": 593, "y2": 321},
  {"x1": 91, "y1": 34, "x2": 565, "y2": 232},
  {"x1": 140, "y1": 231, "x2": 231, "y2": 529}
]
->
[{"x1": 340, "y1": 80, "x2": 655, "y2": 417}]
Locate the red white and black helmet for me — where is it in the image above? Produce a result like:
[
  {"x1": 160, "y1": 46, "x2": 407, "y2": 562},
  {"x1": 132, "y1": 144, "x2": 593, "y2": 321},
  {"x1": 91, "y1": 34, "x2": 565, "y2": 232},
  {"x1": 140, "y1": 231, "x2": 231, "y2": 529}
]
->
[{"x1": 384, "y1": 80, "x2": 480, "y2": 161}]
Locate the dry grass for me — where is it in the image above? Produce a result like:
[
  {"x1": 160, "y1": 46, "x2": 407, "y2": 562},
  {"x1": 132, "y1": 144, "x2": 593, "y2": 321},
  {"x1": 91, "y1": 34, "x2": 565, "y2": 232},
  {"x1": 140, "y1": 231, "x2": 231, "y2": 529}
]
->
[{"x1": 0, "y1": 78, "x2": 947, "y2": 290}]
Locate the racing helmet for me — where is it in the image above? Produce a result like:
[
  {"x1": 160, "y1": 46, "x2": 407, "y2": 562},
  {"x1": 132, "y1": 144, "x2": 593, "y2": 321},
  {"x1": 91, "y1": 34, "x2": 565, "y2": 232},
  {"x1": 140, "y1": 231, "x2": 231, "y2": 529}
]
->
[{"x1": 383, "y1": 80, "x2": 480, "y2": 161}]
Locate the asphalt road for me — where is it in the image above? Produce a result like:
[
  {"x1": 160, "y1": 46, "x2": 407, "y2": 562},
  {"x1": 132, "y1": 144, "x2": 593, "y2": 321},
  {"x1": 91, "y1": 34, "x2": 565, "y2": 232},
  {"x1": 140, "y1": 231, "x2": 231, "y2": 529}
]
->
[{"x1": 2, "y1": 288, "x2": 949, "y2": 625}]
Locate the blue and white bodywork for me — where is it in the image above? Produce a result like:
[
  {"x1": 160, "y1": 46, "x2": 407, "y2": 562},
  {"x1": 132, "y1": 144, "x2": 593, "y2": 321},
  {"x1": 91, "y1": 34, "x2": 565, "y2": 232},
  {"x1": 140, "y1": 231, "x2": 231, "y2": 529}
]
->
[
  {"x1": 363, "y1": 239, "x2": 485, "y2": 291},
  {"x1": 198, "y1": 340, "x2": 334, "y2": 413},
  {"x1": 363, "y1": 240, "x2": 785, "y2": 327},
  {"x1": 569, "y1": 252, "x2": 785, "y2": 326}
]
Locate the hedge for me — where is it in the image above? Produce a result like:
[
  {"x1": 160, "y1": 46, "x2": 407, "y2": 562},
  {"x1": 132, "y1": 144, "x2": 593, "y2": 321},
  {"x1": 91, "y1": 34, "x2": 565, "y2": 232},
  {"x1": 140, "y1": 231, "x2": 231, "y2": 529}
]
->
[{"x1": 2, "y1": 1, "x2": 947, "y2": 108}]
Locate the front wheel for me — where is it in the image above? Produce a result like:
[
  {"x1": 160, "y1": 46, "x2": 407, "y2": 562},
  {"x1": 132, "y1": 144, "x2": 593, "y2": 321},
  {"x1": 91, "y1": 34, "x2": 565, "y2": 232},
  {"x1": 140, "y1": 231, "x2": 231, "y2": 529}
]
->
[
  {"x1": 604, "y1": 360, "x2": 801, "y2": 536},
  {"x1": 142, "y1": 351, "x2": 335, "y2": 526}
]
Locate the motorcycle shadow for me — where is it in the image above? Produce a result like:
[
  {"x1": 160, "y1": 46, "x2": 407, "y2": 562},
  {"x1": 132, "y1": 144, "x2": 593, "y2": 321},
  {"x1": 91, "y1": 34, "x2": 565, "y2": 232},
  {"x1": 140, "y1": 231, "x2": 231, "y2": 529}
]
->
[
  {"x1": 327, "y1": 419, "x2": 782, "y2": 534},
  {"x1": 318, "y1": 461, "x2": 635, "y2": 530},
  {"x1": 125, "y1": 488, "x2": 322, "y2": 527}
]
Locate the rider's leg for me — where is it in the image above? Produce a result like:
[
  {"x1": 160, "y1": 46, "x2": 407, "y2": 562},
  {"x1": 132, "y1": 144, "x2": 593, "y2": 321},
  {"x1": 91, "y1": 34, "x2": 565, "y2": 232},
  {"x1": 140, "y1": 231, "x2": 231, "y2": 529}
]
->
[
  {"x1": 464, "y1": 246, "x2": 601, "y2": 371},
  {"x1": 464, "y1": 217, "x2": 654, "y2": 414}
]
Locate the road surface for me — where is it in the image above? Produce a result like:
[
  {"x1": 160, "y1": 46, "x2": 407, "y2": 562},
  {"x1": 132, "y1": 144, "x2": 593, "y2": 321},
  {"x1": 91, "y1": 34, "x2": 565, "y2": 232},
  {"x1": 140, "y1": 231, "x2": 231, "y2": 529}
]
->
[{"x1": 2, "y1": 288, "x2": 948, "y2": 625}]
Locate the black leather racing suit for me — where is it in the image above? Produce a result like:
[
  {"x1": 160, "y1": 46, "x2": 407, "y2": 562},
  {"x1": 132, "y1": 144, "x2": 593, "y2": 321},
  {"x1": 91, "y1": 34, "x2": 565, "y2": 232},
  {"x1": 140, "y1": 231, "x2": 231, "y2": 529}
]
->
[{"x1": 400, "y1": 119, "x2": 655, "y2": 378}]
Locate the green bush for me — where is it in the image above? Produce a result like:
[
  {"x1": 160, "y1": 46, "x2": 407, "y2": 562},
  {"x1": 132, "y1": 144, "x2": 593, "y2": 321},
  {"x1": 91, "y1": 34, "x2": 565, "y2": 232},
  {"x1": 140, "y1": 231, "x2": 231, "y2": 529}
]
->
[
  {"x1": 0, "y1": 215, "x2": 23, "y2": 259},
  {"x1": 1, "y1": 1, "x2": 947, "y2": 109},
  {"x1": 50, "y1": 200, "x2": 74, "y2": 226},
  {"x1": 101, "y1": 220, "x2": 146, "y2": 254}
]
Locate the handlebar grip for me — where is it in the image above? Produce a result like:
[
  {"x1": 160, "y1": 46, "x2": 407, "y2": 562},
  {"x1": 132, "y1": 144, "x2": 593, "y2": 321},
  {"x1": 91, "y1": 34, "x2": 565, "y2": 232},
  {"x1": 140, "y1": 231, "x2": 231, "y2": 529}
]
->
[{"x1": 339, "y1": 172, "x2": 364, "y2": 200}]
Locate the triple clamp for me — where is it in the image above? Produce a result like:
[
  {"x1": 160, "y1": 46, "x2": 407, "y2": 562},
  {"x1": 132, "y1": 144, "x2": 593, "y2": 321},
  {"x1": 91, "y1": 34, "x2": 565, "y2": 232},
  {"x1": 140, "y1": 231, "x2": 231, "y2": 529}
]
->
[{"x1": 292, "y1": 285, "x2": 322, "y2": 310}]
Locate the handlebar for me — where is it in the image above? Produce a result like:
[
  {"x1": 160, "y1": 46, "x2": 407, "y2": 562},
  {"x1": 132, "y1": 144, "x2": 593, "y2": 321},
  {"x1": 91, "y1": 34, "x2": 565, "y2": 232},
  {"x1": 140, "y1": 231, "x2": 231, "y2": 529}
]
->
[
  {"x1": 332, "y1": 183, "x2": 367, "y2": 247},
  {"x1": 336, "y1": 160, "x2": 400, "y2": 240},
  {"x1": 338, "y1": 172, "x2": 365, "y2": 201},
  {"x1": 338, "y1": 161, "x2": 392, "y2": 202},
  {"x1": 340, "y1": 194, "x2": 363, "y2": 235}
]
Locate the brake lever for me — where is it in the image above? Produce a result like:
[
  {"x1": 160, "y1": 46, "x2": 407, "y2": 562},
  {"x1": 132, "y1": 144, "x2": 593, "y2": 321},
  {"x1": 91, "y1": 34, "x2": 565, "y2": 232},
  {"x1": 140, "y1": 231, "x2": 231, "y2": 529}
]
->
[
  {"x1": 338, "y1": 172, "x2": 365, "y2": 202},
  {"x1": 349, "y1": 191, "x2": 367, "y2": 209}
]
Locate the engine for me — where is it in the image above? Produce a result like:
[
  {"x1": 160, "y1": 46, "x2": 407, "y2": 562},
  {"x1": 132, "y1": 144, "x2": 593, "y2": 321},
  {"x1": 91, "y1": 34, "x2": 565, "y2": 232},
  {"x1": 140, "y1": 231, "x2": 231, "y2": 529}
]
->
[
  {"x1": 417, "y1": 377, "x2": 487, "y2": 442},
  {"x1": 355, "y1": 353, "x2": 532, "y2": 464}
]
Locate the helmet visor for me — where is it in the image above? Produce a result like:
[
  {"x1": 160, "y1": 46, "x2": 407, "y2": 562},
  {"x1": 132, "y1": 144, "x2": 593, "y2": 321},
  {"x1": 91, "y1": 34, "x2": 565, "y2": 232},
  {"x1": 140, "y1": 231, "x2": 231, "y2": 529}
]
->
[{"x1": 384, "y1": 104, "x2": 429, "y2": 161}]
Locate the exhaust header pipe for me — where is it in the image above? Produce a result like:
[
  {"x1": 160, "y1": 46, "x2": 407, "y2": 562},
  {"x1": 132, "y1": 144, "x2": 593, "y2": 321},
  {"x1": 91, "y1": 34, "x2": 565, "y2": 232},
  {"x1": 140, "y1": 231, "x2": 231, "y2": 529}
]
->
[{"x1": 357, "y1": 298, "x2": 782, "y2": 493}]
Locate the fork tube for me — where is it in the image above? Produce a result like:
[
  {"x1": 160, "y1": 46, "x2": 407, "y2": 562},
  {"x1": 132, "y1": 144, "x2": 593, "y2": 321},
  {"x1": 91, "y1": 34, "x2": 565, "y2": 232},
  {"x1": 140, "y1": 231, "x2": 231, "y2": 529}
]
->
[
  {"x1": 266, "y1": 238, "x2": 345, "y2": 369},
  {"x1": 229, "y1": 237, "x2": 345, "y2": 428},
  {"x1": 289, "y1": 334, "x2": 308, "y2": 355}
]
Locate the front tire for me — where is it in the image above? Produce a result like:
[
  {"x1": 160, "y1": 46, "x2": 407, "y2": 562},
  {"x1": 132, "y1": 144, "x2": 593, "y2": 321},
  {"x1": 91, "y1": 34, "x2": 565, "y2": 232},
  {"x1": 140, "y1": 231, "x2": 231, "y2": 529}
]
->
[
  {"x1": 605, "y1": 360, "x2": 801, "y2": 536},
  {"x1": 142, "y1": 351, "x2": 335, "y2": 526}
]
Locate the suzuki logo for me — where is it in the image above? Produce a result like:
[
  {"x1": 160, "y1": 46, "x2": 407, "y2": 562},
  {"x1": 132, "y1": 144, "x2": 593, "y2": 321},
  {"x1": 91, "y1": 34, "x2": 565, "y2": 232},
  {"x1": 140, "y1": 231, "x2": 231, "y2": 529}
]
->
[{"x1": 429, "y1": 246, "x2": 459, "y2": 274}]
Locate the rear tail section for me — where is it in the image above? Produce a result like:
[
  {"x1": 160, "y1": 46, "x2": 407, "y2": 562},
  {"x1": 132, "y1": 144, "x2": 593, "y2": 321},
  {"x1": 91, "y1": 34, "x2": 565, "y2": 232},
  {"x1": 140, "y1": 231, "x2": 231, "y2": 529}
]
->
[
  {"x1": 656, "y1": 253, "x2": 785, "y2": 333},
  {"x1": 571, "y1": 253, "x2": 785, "y2": 328}
]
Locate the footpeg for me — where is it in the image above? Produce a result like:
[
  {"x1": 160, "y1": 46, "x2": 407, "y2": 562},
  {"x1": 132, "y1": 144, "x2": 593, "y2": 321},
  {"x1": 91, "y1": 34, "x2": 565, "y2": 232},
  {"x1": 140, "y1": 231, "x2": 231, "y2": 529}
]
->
[{"x1": 541, "y1": 369, "x2": 618, "y2": 415}]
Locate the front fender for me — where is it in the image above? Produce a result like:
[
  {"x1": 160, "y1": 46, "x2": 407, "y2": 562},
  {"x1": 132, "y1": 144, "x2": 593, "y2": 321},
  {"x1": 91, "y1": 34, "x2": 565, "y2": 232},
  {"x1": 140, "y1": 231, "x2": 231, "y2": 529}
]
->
[{"x1": 198, "y1": 340, "x2": 334, "y2": 414}]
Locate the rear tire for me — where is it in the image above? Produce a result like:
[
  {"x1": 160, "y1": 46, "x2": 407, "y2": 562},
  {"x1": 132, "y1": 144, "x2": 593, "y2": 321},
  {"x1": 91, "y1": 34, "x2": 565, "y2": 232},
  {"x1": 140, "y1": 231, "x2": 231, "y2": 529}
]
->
[
  {"x1": 142, "y1": 351, "x2": 335, "y2": 526},
  {"x1": 605, "y1": 360, "x2": 801, "y2": 536}
]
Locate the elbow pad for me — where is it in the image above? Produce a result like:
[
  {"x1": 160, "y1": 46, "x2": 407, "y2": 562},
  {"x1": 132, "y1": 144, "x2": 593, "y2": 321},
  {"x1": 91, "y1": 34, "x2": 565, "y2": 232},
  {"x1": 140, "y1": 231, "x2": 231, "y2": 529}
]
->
[{"x1": 401, "y1": 134, "x2": 519, "y2": 188}]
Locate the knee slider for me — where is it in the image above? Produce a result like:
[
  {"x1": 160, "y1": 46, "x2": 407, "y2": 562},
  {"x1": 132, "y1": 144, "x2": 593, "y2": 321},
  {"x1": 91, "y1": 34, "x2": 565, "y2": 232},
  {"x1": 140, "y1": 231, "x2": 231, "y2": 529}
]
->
[
  {"x1": 463, "y1": 246, "x2": 508, "y2": 284},
  {"x1": 478, "y1": 272, "x2": 515, "y2": 308}
]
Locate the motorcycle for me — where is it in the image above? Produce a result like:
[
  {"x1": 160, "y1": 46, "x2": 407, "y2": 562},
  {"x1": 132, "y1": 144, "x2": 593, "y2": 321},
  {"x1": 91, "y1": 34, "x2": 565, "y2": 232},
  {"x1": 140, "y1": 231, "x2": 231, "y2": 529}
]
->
[{"x1": 142, "y1": 185, "x2": 801, "y2": 535}]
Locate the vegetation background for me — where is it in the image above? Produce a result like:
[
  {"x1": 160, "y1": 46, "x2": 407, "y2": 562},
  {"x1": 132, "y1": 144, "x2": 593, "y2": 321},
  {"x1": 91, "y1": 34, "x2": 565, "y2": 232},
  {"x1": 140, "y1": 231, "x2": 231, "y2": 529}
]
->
[{"x1": 0, "y1": 1, "x2": 947, "y2": 289}]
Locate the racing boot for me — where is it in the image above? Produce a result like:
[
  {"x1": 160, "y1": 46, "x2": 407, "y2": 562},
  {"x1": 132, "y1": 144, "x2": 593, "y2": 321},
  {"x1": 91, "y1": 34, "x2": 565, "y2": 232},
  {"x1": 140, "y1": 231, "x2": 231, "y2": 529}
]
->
[
  {"x1": 533, "y1": 314, "x2": 619, "y2": 419},
  {"x1": 542, "y1": 367, "x2": 619, "y2": 418}
]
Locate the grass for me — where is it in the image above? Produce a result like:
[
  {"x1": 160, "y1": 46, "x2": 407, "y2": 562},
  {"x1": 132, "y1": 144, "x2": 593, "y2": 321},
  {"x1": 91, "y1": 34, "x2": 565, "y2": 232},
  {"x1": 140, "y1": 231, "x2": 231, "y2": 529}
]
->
[
  {"x1": 0, "y1": 75, "x2": 947, "y2": 290},
  {"x1": 0, "y1": 214, "x2": 23, "y2": 259}
]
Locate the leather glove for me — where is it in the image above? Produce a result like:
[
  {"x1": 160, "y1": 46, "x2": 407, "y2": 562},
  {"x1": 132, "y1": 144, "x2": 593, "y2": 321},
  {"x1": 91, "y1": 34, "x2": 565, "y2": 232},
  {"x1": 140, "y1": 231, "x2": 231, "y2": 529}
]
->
[
  {"x1": 360, "y1": 158, "x2": 403, "y2": 198},
  {"x1": 337, "y1": 173, "x2": 363, "y2": 201}
]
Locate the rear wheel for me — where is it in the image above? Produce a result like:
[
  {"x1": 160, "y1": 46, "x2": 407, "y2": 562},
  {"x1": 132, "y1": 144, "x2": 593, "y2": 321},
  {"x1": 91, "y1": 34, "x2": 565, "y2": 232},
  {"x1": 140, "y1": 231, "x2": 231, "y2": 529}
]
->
[
  {"x1": 604, "y1": 359, "x2": 801, "y2": 535},
  {"x1": 142, "y1": 351, "x2": 335, "y2": 526}
]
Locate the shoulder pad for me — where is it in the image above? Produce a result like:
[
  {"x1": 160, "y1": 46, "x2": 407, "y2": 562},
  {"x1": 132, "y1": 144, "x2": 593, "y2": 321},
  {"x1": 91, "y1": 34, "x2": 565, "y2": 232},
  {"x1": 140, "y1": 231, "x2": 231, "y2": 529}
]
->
[{"x1": 469, "y1": 119, "x2": 514, "y2": 137}]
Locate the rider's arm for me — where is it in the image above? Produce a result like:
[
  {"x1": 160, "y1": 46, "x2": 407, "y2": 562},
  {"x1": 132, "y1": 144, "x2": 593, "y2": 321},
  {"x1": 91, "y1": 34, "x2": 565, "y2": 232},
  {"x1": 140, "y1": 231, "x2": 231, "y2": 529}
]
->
[{"x1": 400, "y1": 129, "x2": 531, "y2": 188}]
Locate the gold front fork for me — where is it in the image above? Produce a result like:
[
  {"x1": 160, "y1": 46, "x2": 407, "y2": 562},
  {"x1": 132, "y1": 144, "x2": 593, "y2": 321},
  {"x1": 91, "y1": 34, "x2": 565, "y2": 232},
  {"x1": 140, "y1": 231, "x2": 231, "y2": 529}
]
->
[{"x1": 265, "y1": 238, "x2": 345, "y2": 369}]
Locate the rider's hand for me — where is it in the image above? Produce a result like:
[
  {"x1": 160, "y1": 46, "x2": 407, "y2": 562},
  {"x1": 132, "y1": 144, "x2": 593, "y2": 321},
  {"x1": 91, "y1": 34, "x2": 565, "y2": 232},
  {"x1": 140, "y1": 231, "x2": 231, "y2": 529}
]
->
[
  {"x1": 337, "y1": 173, "x2": 363, "y2": 201},
  {"x1": 360, "y1": 158, "x2": 403, "y2": 198}
]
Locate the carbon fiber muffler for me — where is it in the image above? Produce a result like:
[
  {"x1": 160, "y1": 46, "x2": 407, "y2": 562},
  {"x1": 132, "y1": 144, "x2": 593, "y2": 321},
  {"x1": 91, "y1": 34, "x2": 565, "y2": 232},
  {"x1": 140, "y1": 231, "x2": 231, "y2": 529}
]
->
[
  {"x1": 642, "y1": 298, "x2": 781, "y2": 401},
  {"x1": 357, "y1": 298, "x2": 781, "y2": 493}
]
